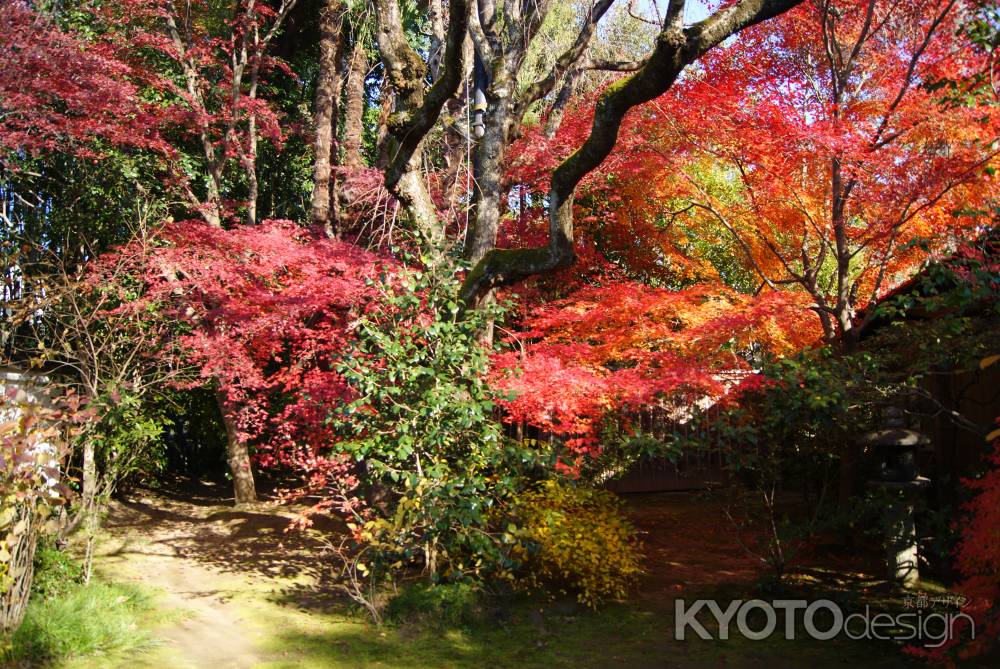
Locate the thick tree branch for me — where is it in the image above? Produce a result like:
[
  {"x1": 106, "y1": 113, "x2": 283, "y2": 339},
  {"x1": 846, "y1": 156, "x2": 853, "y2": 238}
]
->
[
  {"x1": 375, "y1": 0, "x2": 471, "y2": 247},
  {"x1": 581, "y1": 57, "x2": 649, "y2": 72},
  {"x1": 460, "y1": 0, "x2": 806, "y2": 306},
  {"x1": 376, "y1": 0, "x2": 470, "y2": 182}
]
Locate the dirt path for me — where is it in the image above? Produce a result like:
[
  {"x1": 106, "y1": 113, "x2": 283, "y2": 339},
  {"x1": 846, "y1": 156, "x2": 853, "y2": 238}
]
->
[
  {"x1": 95, "y1": 480, "x2": 336, "y2": 669},
  {"x1": 110, "y1": 542, "x2": 261, "y2": 669},
  {"x1": 94, "y1": 486, "x2": 774, "y2": 669},
  {"x1": 86, "y1": 484, "x2": 899, "y2": 669}
]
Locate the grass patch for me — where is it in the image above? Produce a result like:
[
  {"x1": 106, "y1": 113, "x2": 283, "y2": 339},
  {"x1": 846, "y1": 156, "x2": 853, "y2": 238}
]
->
[
  {"x1": 27, "y1": 543, "x2": 85, "y2": 601},
  {"x1": 2, "y1": 547, "x2": 159, "y2": 668},
  {"x1": 5, "y1": 581, "x2": 156, "y2": 666},
  {"x1": 251, "y1": 591, "x2": 928, "y2": 669},
  {"x1": 385, "y1": 582, "x2": 487, "y2": 628}
]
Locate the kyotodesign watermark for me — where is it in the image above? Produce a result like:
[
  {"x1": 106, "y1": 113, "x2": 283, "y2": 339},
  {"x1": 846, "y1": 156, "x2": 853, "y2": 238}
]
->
[{"x1": 675, "y1": 597, "x2": 974, "y2": 648}]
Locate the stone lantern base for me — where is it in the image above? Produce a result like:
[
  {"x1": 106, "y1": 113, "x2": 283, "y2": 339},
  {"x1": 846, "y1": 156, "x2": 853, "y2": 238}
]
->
[{"x1": 867, "y1": 476, "x2": 931, "y2": 588}]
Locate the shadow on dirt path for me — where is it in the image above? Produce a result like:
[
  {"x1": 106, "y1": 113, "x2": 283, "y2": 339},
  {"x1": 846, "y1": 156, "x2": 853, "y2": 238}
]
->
[{"x1": 96, "y1": 479, "x2": 346, "y2": 669}]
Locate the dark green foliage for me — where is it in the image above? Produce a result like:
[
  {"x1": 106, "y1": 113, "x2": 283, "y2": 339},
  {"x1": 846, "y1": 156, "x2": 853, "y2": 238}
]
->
[
  {"x1": 865, "y1": 233, "x2": 999, "y2": 378},
  {"x1": 385, "y1": 582, "x2": 485, "y2": 627},
  {"x1": 1, "y1": 149, "x2": 168, "y2": 259},
  {"x1": 678, "y1": 238, "x2": 999, "y2": 580},
  {"x1": 160, "y1": 388, "x2": 230, "y2": 478},
  {"x1": 686, "y1": 348, "x2": 873, "y2": 479},
  {"x1": 332, "y1": 258, "x2": 547, "y2": 582},
  {"x1": 88, "y1": 390, "x2": 171, "y2": 495},
  {"x1": 680, "y1": 350, "x2": 857, "y2": 579},
  {"x1": 29, "y1": 543, "x2": 84, "y2": 602}
]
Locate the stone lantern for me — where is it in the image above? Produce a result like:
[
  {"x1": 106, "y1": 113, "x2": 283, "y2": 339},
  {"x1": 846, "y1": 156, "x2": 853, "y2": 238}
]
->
[{"x1": 862, "y1": 407, "x2": 930, "y2": 588}]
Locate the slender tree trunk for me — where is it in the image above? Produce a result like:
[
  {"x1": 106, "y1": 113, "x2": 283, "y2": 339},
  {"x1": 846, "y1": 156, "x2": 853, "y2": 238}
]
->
[
  {"x1": 442, "y1": 97, "x2": 470, "y2": 214},
  {"x1": 246, "y1": 123, "x2": 259, "y2": 226},
  {"x1": 545, "y1": 68, "x2": 581, "y2": 138},
  {"x1": 216, "y1": 390, "x2": 257, "y2": 504},
  {"x1": 830, "y1": 155, "x2": 861, "y2": 509},
  {"x1": 311, "y1": 0, "x2": 346, "y2": 235},
  {"x1": 79, "y1": 440, "x2": 99, "y2": 582},
  {"x1": 245, "y1": 54, "x2": 261, "y2": 226},
  {"x1": 440, "y1": 37, "x2": 474, "y2": 215},
  {"x1": 244, "y1": 18, "x2": 267, "y2": 226},
  {"x1": 341, "y1": 39, "x2": 368, "y2": 169},
  {"x1": 426, "y1": 0, "x2": 446, "y2": 80},
  {"x1": 80, "y1": 440, "x2": 97, "y2": 518}
]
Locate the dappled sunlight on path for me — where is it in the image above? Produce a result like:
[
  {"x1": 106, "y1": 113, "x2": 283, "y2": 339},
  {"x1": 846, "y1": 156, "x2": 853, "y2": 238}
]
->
[
  {"x1": 94, "y1": 479, "x2": 347, "y2": 669},
  {"x1": 85, "y1": 483, "x2": 921, "y2": 669}
]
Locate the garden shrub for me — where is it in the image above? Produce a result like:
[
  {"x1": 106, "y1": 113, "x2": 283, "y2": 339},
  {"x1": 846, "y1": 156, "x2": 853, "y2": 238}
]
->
[
  {"x1": 29, "y1": 542, "x2": 84, "y2": 601},
  {"x1": 331, "y1": 261, "x2": 545, "y2": 585},
  {"x1": 510, "y1": 480, "x2": 642, "y2": 607}
]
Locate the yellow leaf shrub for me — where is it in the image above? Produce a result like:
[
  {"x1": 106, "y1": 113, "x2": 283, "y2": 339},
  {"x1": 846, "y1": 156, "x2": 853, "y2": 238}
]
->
[{"x1": 511, "y1": 481, "x2": 642, "y2": 607}]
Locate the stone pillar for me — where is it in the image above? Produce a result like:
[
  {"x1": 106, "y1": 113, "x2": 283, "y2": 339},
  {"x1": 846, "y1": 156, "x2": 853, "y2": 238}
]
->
[{"x1": 873, "y1": 478, "x2": 929, "y2": 587}]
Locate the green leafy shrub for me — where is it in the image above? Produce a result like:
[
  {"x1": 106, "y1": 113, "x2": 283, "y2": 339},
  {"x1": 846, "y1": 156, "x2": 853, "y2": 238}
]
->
[
  {"x1": 510, "y1": 481, "x2": 642, "y2": 608},
  {"x1": 332, "y1": 260, "x2": 545, "y2": 585},
  {"x1": 29, "y1": 543, "x2": 84, "y2": 601}
]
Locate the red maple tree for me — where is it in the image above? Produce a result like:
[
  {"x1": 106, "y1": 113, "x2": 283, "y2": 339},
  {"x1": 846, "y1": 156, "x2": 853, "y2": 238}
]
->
[
  {"x1": 492, "y1": 282, "x2": 820, "y2": 461},
  {"x1": 0, "y1": 1, "x2": 169, "y2": 160},
  {"x1": 89, "y1": 219, "x2": 381, "y2": 504}
]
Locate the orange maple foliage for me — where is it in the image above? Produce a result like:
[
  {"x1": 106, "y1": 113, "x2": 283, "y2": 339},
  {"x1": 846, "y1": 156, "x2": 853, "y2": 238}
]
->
[
  {"x1": 622, "y1": 0, "x2": 997, "y2": 341},
  {"x1": 508, "y1": 0, "x2": 999, "y2": 344}
]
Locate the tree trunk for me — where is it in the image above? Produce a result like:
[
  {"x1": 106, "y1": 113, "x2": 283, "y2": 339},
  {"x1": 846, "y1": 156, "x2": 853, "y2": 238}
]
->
[
  {"x1": 375, "y1": 87, "x2": 395, "y2": 170},
  {"x1": 217, "y1": 391, "x2": 257, "y2": 505},
  {"x1": 545, "y1": 68, "x2": 581, "y2": 138},
  {"x1": 395, "y1": 151, "x2": 446, "y2": 256},
  {"x1": 246, "y1": 121, "x2": 259, "y2": 226},
  {"x1": 55, "y1": 441, "x2": 95, "y2": 543},
  {"x1": 373, "y1": 0, "x2": 469, "y2": 257},
  {"x1": 245, "y1": 59, "x2": 261, "y2": 226},
  {"x1": 441, "y1": 96, "x2": 471, "y2": 215},
  {"x1": 341, "y1": 38, "x2": 367, "y2": 169},
  {"x1": 463, "y1": 99, "x2": 509, "y2": 337},
  {"x1": 311, "y1": 0, "x2": 346, "y2": 235},
  {"x1": 80, "y1": 439, "x2": 99, "y2": 582},
  {"x1": 203, "y1": 163, "x2": 225, "y2": 228},
  {"x1": 464, "y1": 101, "x2": 509, "y2": 265},
  {"x1": 426, "y1": 0, "x2": 446, "y2": 81},
  {"x1": 81, "y1": 439, "x2": 97, "y2": 517}
]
